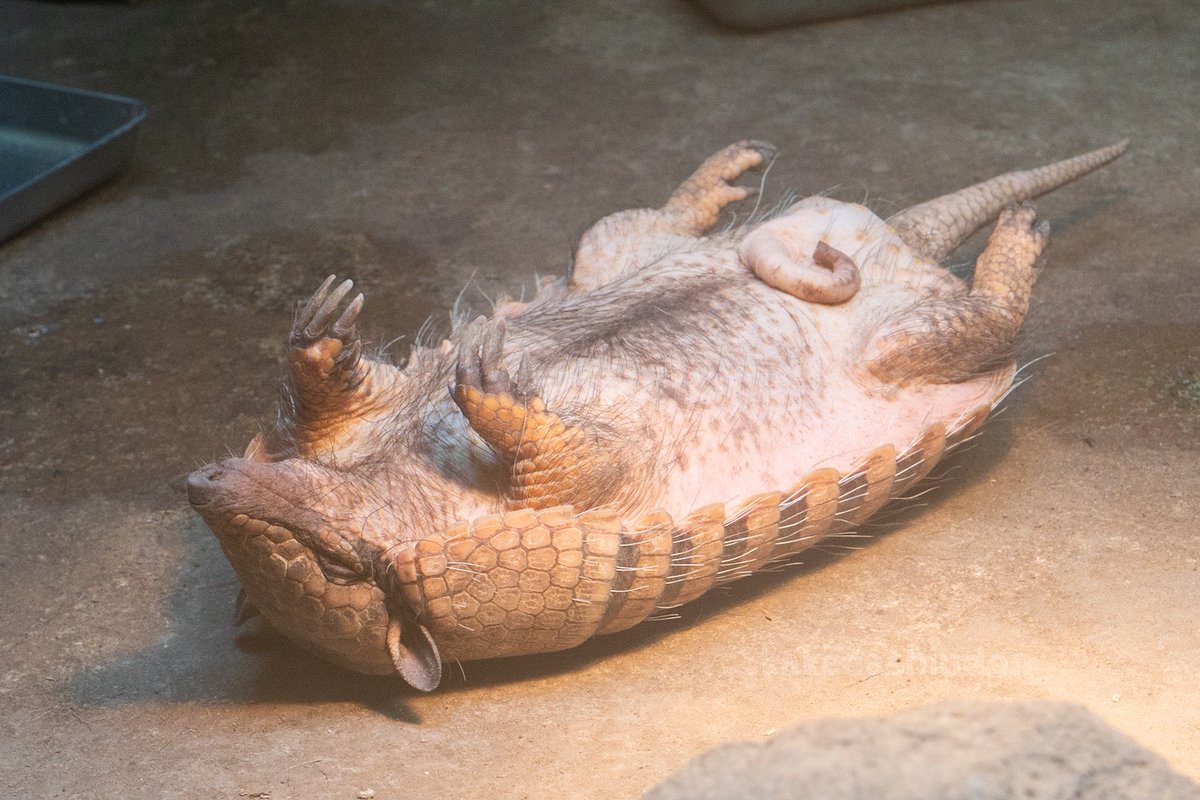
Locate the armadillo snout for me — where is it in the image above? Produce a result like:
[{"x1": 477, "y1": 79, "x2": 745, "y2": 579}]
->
[
  {"x1": 185, "y1": 464, "x2": 228, "y2": 508},
  {"x1": 212, "y1": 512, "x2": 396, "y2": 675},
  {"x1": 187, "y1": 457, "x2": 399, "y2": 676}
]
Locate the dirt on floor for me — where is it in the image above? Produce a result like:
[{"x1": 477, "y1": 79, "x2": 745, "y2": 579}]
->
[{"x1": 1, "y1": 1, "x2": 1197, "y2": 798}]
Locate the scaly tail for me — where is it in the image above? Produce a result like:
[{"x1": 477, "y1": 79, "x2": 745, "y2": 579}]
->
[{"x1": 889, "y1": 141, "x2": 1128, "y2": 262}]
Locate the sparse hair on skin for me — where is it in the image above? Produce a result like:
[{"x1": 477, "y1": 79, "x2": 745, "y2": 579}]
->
[{"x1": 188, "y1": 139, "x2": 1127, "y2": 689}]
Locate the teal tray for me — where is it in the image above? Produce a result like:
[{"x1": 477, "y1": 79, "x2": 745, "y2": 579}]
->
[{"x1": 0, "y1": 75, "x2": 146, "y2": 242}]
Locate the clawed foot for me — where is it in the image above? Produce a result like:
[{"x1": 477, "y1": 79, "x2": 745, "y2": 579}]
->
[
  {"x1": 865, "y1": 203, "x2": 1049, "y2": 386},
  {"x1": 452, "y1": 317, "x2": 609, "y2": 509},
  {"x1": 282, "y1": 275, "x2": 399, "y2": 454},
  {"x1": 970, "y1": 202, "x2": 1048, "y2": 304},
  {"x1": 452, "y1": 317, "x2": 548, "y2": 460},
  {"x1": 665, "y1": 139, "x2": 777, "y2": 232},
  {"x1": 569, "y1": 141, "x2": 779, "y2": 292},
  {"x1": 290, "y1": 275, "x2": 365, "y2": 382},
  {"x1": 994, "y1": 202, "x2": 1049, "y2": 255},
  {"x1": 455, "y1": 316, "x2": 518, "y2": 400}
]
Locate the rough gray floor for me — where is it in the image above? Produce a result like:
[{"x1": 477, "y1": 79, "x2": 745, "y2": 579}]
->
[
  {"x1": 1, "y1": 1, "x2": 1196, "y2": 797},
  {"x1": 645, "y1": 702, "x2": 1200, "y2": 799}
]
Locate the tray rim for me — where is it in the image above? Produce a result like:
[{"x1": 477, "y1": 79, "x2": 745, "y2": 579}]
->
[{"x1": 0, "y1": 74, "x2": 149, "y2": 203}]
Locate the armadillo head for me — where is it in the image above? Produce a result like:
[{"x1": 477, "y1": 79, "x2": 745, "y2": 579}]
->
[{"x1": 186, "y1": 447, "x2": 443, "y2": 691}]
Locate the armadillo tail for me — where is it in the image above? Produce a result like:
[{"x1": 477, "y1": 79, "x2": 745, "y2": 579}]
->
[
  {"x1": 888, "y1": 141, "x2": 1128, "y2": 262},
  {"x1": 390, "y1": 402, "x2": 994, "y2": 666}
]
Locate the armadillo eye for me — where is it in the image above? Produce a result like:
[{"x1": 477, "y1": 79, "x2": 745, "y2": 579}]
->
[{"x1": 313, "y1": 551, "x2": 364, "y2": 585}]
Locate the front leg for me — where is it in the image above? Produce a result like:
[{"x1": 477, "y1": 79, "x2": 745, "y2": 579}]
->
[
  {"x1": 451, "y1": 318, "x2": 643, "y2": 511},
  {"x1": 571, "y1": 140, "x2": 776, "y2": 291},
  {"x1": 280, "y1": 275, "x2": 404, "y2": 457}
]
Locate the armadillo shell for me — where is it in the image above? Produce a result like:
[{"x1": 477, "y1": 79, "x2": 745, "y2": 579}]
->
[{"x1": 392, "y1": 402, "x2": 993, "y2": 663}]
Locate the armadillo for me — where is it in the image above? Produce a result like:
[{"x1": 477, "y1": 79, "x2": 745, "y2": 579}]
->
[{"x1": 187, "y1": 139, "x2": 1126, "y2": 691}]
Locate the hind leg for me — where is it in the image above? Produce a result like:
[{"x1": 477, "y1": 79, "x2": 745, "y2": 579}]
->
[
  {"x1": 865, "y1": 204, "x2": 1048, "y2": 386},
  {"x1": 570, "y1": 140, "x2": 776, "y2": 291},
  {"x1": 660, "y1": 139, "x2": 777, "y2": 233}
]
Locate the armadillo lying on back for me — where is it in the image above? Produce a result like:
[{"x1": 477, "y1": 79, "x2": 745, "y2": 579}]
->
[{"x1": 188, "y1": 139, "x2": 1126, "y2": 691}]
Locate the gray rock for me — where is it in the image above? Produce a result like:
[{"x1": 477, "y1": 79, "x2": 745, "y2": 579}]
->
[{"x1": 644, "y1": 702, "x2": 1200, "y2": 800}]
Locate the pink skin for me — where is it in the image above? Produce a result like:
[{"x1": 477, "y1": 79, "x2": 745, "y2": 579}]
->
[{"x1": 187, "y1": 141, "x2": 1125, "y2": 687}]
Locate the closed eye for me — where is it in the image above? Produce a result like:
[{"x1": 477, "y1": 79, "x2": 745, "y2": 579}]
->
[{"x1": 313, "y1": 551, "x2": 365, "y2": 585}]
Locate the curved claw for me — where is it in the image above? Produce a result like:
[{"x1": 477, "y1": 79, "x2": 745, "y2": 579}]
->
[
  {"x1": 454, "y1": 319, "x2": 483, "y2": 396},
  {"x1": 282, "y1": 275, "x2": 400, "y2": 454},
  {"x1": 332, "y1": 293, "x2": 364, "y2": 339},
  {"x1": 664, "y1": 139, "x2": 778, "y2": 232},
  {"x1": 307, "y1": 280, "x2": 353, "y2": 339},
  {"x1": 296, "y1": 276, "x2": 356, "y2": 343},
  {"x1": 455, "y1": 316, "x2": 513, "y2": 399},
  {"x1": 480, "y1": 321, "x2": 511, "y2": 396},
  {"x1": 289, "y1": 276, "x2": 365, "y2": 375},
  {"x1": 296, "y1": 274, "x2": 337, "y2": 331}
]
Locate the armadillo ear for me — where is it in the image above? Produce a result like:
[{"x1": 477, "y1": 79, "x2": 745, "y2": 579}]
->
[{"x1": 387, "y1": 612, "x2": 442, "y2": 692}]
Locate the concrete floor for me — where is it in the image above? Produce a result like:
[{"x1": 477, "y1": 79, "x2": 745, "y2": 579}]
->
[{"x1": 1, "y1": 0, "x2": 1197, "y2": 797}]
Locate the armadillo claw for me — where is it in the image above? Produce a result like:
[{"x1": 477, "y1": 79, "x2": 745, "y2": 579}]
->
[
  {"x1": 283, "y1": 275, "x2": 409, "y2": 456},
  {"x1": 453, "y1": 317, "x2": 616, "y2": 510},
  {"x1": 452, "y1": 318, "x2": 559, "y2": 465},
  {"x1": 455, "y1": 316, "x2": 513, "y2": 398},
  {"x1": 289, "y1": 275, "x2": 364, "y2": 381},
  {"x1": 294, "y1": 275, "x2": 363, "y2": 349},
  {"x1": 664, "y1": 139, "x2": 778, "y2": 232}
]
